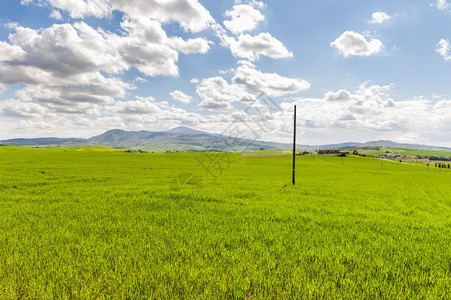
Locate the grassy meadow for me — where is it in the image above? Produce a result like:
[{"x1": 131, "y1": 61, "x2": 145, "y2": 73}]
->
[
  {"x1": 355, "y1": 147, "x2": 451, "y2": 158},
  {"x1": 0, "y1": 146, "x2": 450, "y2": 298}
]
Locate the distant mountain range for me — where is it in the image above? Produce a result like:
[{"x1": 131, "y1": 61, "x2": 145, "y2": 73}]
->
[{"x1": 1, "y1": 126, "x2": 451, "y2": 153}]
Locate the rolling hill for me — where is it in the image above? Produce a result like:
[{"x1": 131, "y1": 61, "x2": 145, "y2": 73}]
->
[{"x1": 1, "y1": 126, "x2": 451, "y2": 153}]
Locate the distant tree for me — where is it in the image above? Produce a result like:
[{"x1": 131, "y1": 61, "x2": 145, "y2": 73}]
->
[{"x1": 352, "y1": 150, "x2": 359, "y2": 155}]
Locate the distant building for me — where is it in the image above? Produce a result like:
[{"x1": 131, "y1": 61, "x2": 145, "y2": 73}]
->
[
  {"x1": 318, "y1": 148, "x2": 340, "y2": 155},
  {"x1": 296, "y1": 151, "x2": 310, "y2": 156}
]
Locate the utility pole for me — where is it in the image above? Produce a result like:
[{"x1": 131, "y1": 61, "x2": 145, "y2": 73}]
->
[{"x1": 292, "y1": 105, "x2": 296, "y2": 185}]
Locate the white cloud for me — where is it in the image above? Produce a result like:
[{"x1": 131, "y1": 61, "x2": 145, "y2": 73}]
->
[
  {"x1": 50, "y1": 10, "x2": 63, "y2": 20},
  {"x1": 436, "y1": 39, "x2": 451, "y2": 61},
  {"x1": 105, "y1": 97, "x2": 206, "y2": 129},
  {"x1": 134, "y1": 77, "x2": 147, "y2": 83},
  {"x1": 7, "y1": 0, "x2": 215, "y2": 107},
  {"x1": 190, "y1": 78, "x2": 200, "y2": 84},
  {"x1": 222, "y1": 32, "x2": 293, "y2": 61},
  {"x1": 7, "y1": 23, "x2": 127, "y2": 76},
  {"x1": 369, "y1": 12, "x2": 392, "y2": 24},
  {"x1": 3, "y1": 82, "x2": 451, "y2": 147},
  {"x1": 324, "y1": 90, "x2": 351, "y2": 102},
  {"x1": 48, "y1": 0, "x2": 113, "y2": 18},
  {"x1": 171, "y1": 37, "x2": 211, "y2": 54},
  {"x1": 277, "y1": 83, "x2": 451, "y2": 145},
  {"x1": 219, "y1": 68, "x2": 235, "y2": 74},
  {"x1": 0, "y1": 99, "x2": 47, "y2": 118},
  {"x1": 170, "y1": 90, "x2": 194, "y2": 104},
  {"x1": 113, "y1": 0, "x2": 214, "y2": 33},
  {"x1": 28, "y1": 0, "x2": 214, "y2": 32},
  {"x1": 0, "y1": 95, "x2": 208, "y2": 139},
  {"x1": 5, "y1": 22, "x2": 19, "y2": 30},
  {"x1": 0, "y1": 41, "x2": 25, "y2": 63},
  {"x1": 119, "y1": 17, "x2": 179, "y2": 77},
  {"x1": 0, "y1": 22, "x2": 135, "y2": 113},
  {"x1": 331, "y1": 31, "x2": 384, "y2": 57},
  {"x1": 233, "y1": 0, "x2": 266, "y2": 9},
  {"x1": 110, "y1": 98, "x2": 161, "y2": 114},
  {"x1": 14, "y1": 73, "x2": 131, "y2": 106},
  {"x1": 197, "y1": 76, "x2": 246, "y2": 110},
  {"x1": 232, "y1": 63, "x2": 310, "y2": 97},
  {"x1": 196, "y1": 62, "x2": 309, "y2": 110},
  {"x1": 436, "y1": 0, "x2": 449, "y2": 10},
  {"x1": 224, "y1": 4, "x2": 265, "y2": 34},
  {"x1": 0, "y1": 10, "x2": 216, "y2": 116}
]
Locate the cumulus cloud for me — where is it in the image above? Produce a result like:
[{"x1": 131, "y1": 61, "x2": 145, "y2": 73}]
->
[
  {"x1": 197, "y1": 76, "x2": 246, "y2": 110},
  {"x1": 0, "y1": 24, "x2": 134, "y2": 115},
  {"x1": 27, "y1": 0, "x2": 214, "y2": 32},
  {"x1": 0, "y1": 94, "x2": 209, "y2": 139},
  {"x1": 43, "y1": 0, "x2": 113, "y2": 19},
  {"x1": 110, "y1": 98, "x2": 161, "y2": 114},
  {"x1": 0, "y1": 7, "x2": 215, "y2": 115},
  {"x1": 119, "y1": 17, "x2": 180, "y2": 77},
  {"x1": 2, "y1": 16, "x2": 213, "y2": 81},
  {"x1": 5, "y1": 22, "x2": 19, "y2": 29},
  {"x1": 232, "y1": 63, "x2": 310, "y2": 97},
  {"x1": 105, "y1": 97, "x2": 206, "y2": 129},
  {"x1": 170, "y1": 90, "x2": 194, "y2": 104},
  {"x1": 0, "y1": 22, "x2": 136, "y2": 114},
  {"x1": 436, "y1": 39, "x2": 451, "y2": 60},
  {"x1": 275, "y1": 83, "x2": 451, "y2": 145},
  {"x1": 197, "y1": 62, "x2": 309, "y2": 110},
  {"x1": 3, "y1": 0, "x2": 215, "y2": 117},
  {"x1": 0, "y1": 0, "x2": 311, "y2": 141},
  {"x1": 369, "y1": 12, "x2": 392, "y2": 24},
  {"x1": 134, "y1": 77, "x2": 147, "y2": 83},
  {"x1": 0, "y1": 99, "x2": 47, "y2": 118},
  {"x1": 324, "y1": 90, "x2": 351, "y2": 102},
  {"x1": 15, "y1": 73, "x2": 131, "y2": 105},
  {"x1": 233, "y1": 0, "x2": 266, "y2": 9},
  {"x1": 171, "y1": 37, "x2": 211, "y2": 54},
  {"x1": 224, "y1": 4, "x2": 265, "y2": 34},
  {"x1": 114, "y1": 0, "x2": 214, "y2": 33},
  {"x1": 331, "y1": 31, "x2": 384, "y2": 57},
  {"x1": 7, "y1": 23, "x2": 127, "y2": 77},
  {"x1": 50, "y1": 9, "x2": 63, "y2": 20},
  {"x1": 3, "y1": 81, "x2": 451, "y2": 147},
  {"x1": 436, "y1": 0, "x2": 449, "y2": 10},
  {"x1": 221, "y1": 32, "x2": 293, "y2": 61}
]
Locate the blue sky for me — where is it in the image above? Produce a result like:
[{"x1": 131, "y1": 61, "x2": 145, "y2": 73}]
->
[{"x1": 1, "y1": 0, "x2": 451, "y2": 146}]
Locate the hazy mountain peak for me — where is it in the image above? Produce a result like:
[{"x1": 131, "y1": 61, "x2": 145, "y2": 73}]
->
[{"x1": 166, "y1": 126, "x2": 207, "y2": 135}]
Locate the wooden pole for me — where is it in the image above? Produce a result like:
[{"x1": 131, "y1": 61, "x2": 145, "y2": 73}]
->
[{"x1": 292, "y1": 105, "x2": 296, "y2": 185}]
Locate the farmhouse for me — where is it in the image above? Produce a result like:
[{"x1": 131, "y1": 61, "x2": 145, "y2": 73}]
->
[
  {"x1": 296, "y1": 151, "x2": 311, "y2": 156},
  {"x1": 318, "y1": 148, "x2": 340, "y2": 155}
]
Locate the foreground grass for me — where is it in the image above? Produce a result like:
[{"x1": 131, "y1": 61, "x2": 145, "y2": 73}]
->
[{"x1": 0, "y1": 146, "x2": 449, "y2": 298}]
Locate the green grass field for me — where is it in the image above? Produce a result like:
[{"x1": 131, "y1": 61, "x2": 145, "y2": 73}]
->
[
  {"x1": 356, "y1": 147, "x2": 451, "y2": 158},
  {"x1": 0, "y1": 146, "x2": 450, "y2": 298}
]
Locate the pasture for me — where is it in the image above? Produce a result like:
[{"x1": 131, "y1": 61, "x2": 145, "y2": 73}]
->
[
  {"x1": 355, "y1": 147, "x2": 451, "y2": 158},
  {"x1": 0, "y1": 146, "x2": 449, "y2": 298}
]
